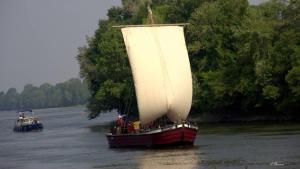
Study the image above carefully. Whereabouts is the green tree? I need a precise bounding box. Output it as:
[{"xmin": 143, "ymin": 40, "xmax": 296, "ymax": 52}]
[
  {"xmin": 78, "ymin": 0, "xmax": 300, "ymax": 120},
  {"xmin": 77, "ymin": 21, "xmax": 135, "ymax": 119},
  {"xmin": 0, "ymin": 78, "xmax": 90, "ymax": 111},
  {"xmin": 0, "ymin": 92, "xmax": 5, "ymax": 109},
  {"xmin": 39, "ymin": 83, "xmax": 54, "ymax": 107},
  {"xmin": 4, "ymin": 88, "xmax": 19, "ymax": 110}
]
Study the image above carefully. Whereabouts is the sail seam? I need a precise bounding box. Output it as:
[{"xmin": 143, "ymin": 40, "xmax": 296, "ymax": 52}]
[{"xmin": 151, "ymin": 27, "xmax": 175, "ymax": 114}]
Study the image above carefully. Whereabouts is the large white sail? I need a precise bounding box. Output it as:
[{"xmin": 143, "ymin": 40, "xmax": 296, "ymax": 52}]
[{"xmin": 121, "ymin": 26, "xmax": 192, "ymax": 125}]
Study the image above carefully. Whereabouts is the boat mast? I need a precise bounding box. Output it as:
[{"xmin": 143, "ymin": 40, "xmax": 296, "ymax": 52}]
[
  {"xmin": 147, "ymin": 1, "xmax": 155, "ymax": 24},
  {"xmin": 113, "ymin": 1, "xmax": 188, "ymax": 28}
]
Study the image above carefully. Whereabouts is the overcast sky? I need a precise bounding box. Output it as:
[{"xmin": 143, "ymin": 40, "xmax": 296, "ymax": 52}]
[
  {"xmin": 0, "ymin": 0, "xmax": 121, "ymax": 92},
  {"xmin": 0, "ymin": 0, "xmax": 265, "ymax": 93}
]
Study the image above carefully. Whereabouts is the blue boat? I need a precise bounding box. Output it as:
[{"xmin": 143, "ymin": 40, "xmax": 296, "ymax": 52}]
[{"xmin": 13, "ymin": 110, "xmax": 43, "ymax": 132}]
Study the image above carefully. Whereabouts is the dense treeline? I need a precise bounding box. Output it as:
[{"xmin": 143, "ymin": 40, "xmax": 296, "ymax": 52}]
[
  {"xmin": 78, "ymin": 0, "xmax": 300, "ymax": 120},
  {"xmin": 0, "ymin": 78, "xmax": 90, "ymax": 111}
]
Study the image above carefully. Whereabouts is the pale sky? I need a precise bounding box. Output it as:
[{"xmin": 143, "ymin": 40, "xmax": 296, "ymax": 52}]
[
  {"xmin": 0, "ymin": 0, "xmax": 121, "ymax": 92},
  {"xmin": 0, "ymin": 0, "xmax": 265, "ymax": 92}
]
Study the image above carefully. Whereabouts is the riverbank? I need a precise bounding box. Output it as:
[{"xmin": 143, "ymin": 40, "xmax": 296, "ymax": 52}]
[{"xmin": 190, "ymin": 111, "xmax": 300, "ymax": 123}]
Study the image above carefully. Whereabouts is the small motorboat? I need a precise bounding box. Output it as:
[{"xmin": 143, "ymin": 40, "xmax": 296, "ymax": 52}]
[{"xmin": 13, "ymin": 110, "xmax": 43, "ymax": 132}]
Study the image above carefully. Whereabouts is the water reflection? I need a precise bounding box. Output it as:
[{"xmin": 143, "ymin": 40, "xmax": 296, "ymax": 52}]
[{"xmin": 137, "ymin": 147, "xmax": 200, "ymax": 169}]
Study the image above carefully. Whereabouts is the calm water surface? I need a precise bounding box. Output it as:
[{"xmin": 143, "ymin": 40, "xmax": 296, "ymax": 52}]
[{"xmin": 0, "ymin": 107, "xmax": 299, "ymax": 169}]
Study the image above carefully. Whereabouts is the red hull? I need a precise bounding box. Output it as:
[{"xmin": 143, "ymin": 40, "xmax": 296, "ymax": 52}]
[{"xmin": 106, "ymin": 123, "xmax": 198, "ymax": 148}]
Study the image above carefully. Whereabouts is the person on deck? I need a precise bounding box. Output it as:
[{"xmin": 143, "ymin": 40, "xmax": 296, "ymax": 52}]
[
  {"xmin": 116, "ymin": 115, "xmax": 125, "ymax": 127},
  {"xmin": 116, "ymin": 115, "xmax": 125, "ymax": 134},
  {"xmin": 127, "ymin": 121, "xmax": 135, "ymax": 133}
]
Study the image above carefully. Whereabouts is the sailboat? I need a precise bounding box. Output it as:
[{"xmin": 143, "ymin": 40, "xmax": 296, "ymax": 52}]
[{"xmin": 105, "ymin": 5, "xmax": 198, "ymax": 148}]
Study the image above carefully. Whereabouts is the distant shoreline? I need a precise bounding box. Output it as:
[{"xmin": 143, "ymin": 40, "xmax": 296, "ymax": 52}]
[
  {"xmin": 0, "ymin": 104, "xmax": 87, "ymax": 112},
  {"xmin": 190, "ymin": 112, "xmax": 300, "ymax": 123}
]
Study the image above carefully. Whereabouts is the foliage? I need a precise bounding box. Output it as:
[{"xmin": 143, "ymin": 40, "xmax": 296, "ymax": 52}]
[
  {"xmin": 78, "ymin": 0, "xmax": 300, "ymax": 120},
  {"xmin": 0, "ymin": 78, "xmax": 90, "ymax": 111}
]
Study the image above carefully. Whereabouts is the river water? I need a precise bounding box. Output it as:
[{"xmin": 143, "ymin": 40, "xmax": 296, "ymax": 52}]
[{"xmin": 0, "ymin": 107, "xmax": 299, "ymax": 169}]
